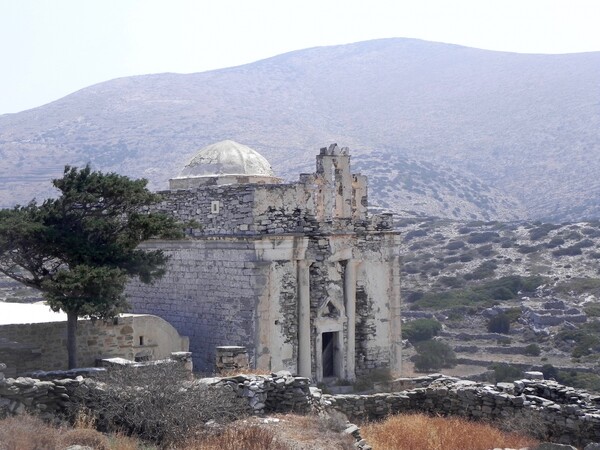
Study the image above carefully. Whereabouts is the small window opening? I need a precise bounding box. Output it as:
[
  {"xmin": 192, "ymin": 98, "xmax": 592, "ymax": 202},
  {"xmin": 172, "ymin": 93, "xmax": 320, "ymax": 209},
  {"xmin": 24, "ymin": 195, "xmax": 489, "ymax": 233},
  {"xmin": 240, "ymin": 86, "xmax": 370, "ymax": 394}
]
[
  {"xmin": 211, "ymin": 201, "xmax": 220, "ymax": 214},
  {"xmin": 139, "ymin": 336, "xmax": 144, "ymax": 346}
]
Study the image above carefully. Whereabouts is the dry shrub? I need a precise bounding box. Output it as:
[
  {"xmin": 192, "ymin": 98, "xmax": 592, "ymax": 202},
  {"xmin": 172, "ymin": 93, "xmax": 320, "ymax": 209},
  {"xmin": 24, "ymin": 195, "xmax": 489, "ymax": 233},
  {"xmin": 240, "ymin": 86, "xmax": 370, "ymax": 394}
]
[
  {"xmin": 495, "ymin": 409, "xmax": 551, "ymax": 441},
  {"xmin": 70, "ymin": 364, "xmax": 250, "ymax": 446},
  {"xmin": 0, "ymin": 414, "xmax": 60, "ymax": 450},
  {"xmin": 73, "ymin": 407, "xmax": 97, "ymax": 430},
  {"xmin": 180, "ymin": 423, "xmax": 286, "ymax": 450},
  {"xmin": 60, "ymin": 427, "xmax": 110, "ymax": 450},
  {"xmin": 361, "ymin": 413, "xmax": 539, "ymax": 450}
]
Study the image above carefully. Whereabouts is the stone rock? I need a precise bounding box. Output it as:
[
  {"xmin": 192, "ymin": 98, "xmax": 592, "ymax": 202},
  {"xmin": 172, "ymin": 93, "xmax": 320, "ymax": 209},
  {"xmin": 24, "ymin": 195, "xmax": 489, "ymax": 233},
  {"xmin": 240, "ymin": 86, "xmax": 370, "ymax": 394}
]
[
  {"xmin": 584, "ymin": 444, "xmax": 600, "ymax": 450},
  {"xmin": 524, "ymin": 371, "xmax": 545, "ymax": 380}
]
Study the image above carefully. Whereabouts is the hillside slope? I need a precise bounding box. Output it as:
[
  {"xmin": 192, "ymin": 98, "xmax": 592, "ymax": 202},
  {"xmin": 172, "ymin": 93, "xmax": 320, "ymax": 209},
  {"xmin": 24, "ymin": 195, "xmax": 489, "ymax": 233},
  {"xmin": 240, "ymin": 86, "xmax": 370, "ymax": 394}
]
[{"xmin": 1, "ymin": 38, "xmax": 598, "ymax": 220}]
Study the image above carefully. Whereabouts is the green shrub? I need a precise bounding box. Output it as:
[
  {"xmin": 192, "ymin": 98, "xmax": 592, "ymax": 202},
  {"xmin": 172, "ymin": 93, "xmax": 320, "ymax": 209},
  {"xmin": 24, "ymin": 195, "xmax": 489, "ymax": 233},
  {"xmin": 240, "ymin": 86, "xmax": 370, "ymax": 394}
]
[
  {"xmin": 446, "ymin": 240, "xmax": 466, "ymax": 250},
  {"xmin": 489, "ymin": 363, "xmax": 523, "ymax": 382},
  {"xmin": 555, "ymin": 328, "xmax": 600, "ymax": 358},
  {"xmin": 404, "ymin": 229, "xmax": 427, "ymax": 241},
  {"xmin": 487, "ymin": 313, "xmax": 510, "ymax": 334},
  {"xmin": 582, "ymin": 227, "xmax": 600, "ymax": 237},
  {"xmin": 551, "ymin": 239, "xmax": 593, "ymax": 257},
  {"xmin": 413, "ymin": 340, "xmax": 457, "ymax": 372},
  {"xmin": 584, "ymin": 303, "xmax": 600, "ymax": 317},
  {"xmin": 459, "ymin": 253, "xmax": 474, "ymax": 262},
  {"xmin": 439, "ymin": 276, "xmax": 465, "ymax": 288},
  {"xmin": 504, "ymin": 307, "xmax": 522, "ymax": 322},
  {"xmin": 546, "ymin": 237, "xmax": 565, "ymax": 248},
  {"xmin": 517, "ymin": 245, "xmax": 540, "ymax": 254},
  {"xmin": 541, "ymin": 364, "xmax": 559, "ymax": 380},
  {"xmin": 464, "ymin": 260, "xmax": 497, "ymax": 281},
  {"xmin": 413, "ymin": 276, "xmax": 545, "ymax": 310},
  {"xmin": 556, "ymin": 371, "xmax": 600, "ymax": 392},
  {"xmin": 529, "ymin": 223, "xmax": 560, "ymax": 240},
  {"xmin": 402, "ymin": 318, "xmax": 442, "ymax": 343},
  {"xmin": 555, "ymin": 278, "xmax": 600, "ymax": 295},
  {"xmin": 524, "ymin": 343, "xmax": 541, "ymax": 356},
  {"xmin": 467, "ymin": 232, "xmax": 499, "ymax": 244},
  {"xmin": 477, "ymin": 244, "xmax": 494, "ymax": 256}
]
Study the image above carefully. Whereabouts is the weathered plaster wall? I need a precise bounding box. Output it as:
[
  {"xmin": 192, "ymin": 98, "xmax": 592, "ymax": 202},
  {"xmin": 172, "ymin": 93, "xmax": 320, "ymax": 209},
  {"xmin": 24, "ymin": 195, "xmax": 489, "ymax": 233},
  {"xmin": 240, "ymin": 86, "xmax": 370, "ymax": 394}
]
[
  {"xmin": 0, "ymin": 315, "xmax": 187, "ymax": 377},
  {"xmin": 353, "ymin": 234, "xmax": 402, "ymax": 376},
  {"xmin": 255, "ymin": 260, "xmax": 299, "ymax": 373}
]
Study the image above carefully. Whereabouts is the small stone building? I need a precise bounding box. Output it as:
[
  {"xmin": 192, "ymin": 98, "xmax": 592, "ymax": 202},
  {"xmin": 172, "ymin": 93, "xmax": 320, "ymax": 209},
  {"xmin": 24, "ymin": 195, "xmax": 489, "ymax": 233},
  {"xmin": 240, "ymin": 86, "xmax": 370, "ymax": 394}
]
[{"xmin": 127, "ymin": 141, "xmax": 401, "ymax": 381}]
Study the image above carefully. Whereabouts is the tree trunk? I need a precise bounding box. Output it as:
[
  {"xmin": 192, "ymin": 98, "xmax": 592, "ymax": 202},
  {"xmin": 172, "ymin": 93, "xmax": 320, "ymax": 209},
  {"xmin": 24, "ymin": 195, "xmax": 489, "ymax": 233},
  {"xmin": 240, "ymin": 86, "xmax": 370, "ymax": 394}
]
[{"xmin": 67, "ymin": 311, "xmax": 78, "ymax": 369}]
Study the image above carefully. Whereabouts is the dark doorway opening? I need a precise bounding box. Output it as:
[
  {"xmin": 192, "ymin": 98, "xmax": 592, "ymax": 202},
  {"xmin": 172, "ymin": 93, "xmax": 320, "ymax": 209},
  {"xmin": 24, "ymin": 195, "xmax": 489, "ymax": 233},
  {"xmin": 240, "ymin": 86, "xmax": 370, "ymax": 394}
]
[{"xmin": 322, "ymin": 332, "xmax": 337, "ymax": 377}]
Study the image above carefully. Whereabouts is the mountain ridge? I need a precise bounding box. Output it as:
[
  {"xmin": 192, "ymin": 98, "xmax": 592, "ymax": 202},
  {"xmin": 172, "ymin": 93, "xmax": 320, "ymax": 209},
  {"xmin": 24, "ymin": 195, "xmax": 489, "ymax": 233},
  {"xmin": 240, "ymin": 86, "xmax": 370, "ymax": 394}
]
[{"xmin": 1, "ymin": 38, "xmax": 598, "ymax": 221}]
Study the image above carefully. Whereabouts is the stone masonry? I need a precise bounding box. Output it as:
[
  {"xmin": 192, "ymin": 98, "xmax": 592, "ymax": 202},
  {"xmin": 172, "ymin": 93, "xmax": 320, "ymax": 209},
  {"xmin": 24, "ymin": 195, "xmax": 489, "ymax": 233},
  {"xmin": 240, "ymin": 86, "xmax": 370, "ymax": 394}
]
[
  {"xmin": 127, "ymin": 142, "xmax": 402, "ymax": 381},
  {"xmin": 1, "ymin": 368, "xmax": 599, "ymax": 448}
]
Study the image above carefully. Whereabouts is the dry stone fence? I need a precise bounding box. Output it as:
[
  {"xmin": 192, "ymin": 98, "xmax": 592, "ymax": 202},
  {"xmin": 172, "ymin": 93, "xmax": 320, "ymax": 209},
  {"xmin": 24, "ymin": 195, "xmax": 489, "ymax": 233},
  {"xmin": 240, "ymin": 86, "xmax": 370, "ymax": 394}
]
[{"xmin": 1, "ymin": 360, "xmax": 600, "ymax": 448}]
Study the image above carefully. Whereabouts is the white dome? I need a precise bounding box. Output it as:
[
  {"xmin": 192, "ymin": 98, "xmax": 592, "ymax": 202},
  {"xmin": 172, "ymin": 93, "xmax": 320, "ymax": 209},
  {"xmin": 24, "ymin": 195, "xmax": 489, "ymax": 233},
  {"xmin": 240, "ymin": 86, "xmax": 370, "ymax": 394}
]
[{"xmin": 179, "ymin": 140, "xmax": 275, "ymax": 178}]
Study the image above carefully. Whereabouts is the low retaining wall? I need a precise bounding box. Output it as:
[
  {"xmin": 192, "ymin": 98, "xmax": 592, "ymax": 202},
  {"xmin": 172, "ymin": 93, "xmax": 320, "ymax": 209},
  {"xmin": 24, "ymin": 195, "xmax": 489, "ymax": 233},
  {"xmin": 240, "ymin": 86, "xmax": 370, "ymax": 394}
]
[
  {"xmin": 1, "ymin": 366, "xmax": 600, "ymax": 447},
  {"xmin": 322, "ymin": 375, "xmax": 600, "ymax": 447},
  {"xmin": 201, "ymin": 370, "xmax": 313, "ymax": 415}
]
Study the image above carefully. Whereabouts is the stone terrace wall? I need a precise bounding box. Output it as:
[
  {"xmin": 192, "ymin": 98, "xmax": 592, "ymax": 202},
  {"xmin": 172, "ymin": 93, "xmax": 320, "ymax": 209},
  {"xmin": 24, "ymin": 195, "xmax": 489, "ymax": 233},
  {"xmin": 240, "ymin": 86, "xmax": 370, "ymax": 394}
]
[
  {"xmin": 0, "ymin": 369, "xmax": 312, "ymax": 420},
  {"xmin": 322, "ymin": 375, "xmax": 600, "ymax": 447},
  {"xmin": 127, "ymin": 240, "xmax": 267, "ymax": 372},
  {"xmin": 1, "ymin": 369, "xmax": 600, "ymax": 447}
]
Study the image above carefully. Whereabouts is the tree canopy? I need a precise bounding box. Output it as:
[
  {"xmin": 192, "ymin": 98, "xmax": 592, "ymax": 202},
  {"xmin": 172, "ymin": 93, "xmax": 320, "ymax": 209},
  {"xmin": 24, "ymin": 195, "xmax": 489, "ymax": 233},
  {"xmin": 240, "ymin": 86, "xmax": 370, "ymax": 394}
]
[{"xmin": 0, "ymin": 165, "xmax": 184, "ymax": 368}]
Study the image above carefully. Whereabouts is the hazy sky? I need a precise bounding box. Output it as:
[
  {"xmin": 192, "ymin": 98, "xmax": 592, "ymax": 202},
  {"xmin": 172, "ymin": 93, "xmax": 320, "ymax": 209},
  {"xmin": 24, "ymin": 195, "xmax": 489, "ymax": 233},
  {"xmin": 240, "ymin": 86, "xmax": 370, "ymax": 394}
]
[{"xmin": 1, "ymin": 0, "xmax": 599, "ymax": 115}]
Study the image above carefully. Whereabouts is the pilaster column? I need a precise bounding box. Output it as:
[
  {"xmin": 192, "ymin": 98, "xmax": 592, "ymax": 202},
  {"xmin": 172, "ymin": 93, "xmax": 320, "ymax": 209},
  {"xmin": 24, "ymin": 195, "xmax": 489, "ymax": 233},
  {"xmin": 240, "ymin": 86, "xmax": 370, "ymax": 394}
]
[
  {"xmin": 344, "ymin": 260, "xmax": 358, "ymax": 380},
  {"xmin": 389, "ymin": 255, "xmax": 403, "ymax": 373},
  {"xmin": 297, "ymin": 259, "xmax": 312, "ymax": 377}
]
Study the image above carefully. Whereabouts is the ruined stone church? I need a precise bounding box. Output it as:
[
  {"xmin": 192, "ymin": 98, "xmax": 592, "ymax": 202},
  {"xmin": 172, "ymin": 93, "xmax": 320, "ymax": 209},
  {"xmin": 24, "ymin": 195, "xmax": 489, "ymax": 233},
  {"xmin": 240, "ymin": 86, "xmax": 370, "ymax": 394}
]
[{"xmin": 127, "ymin": 141, "xmax": 401, "ymax": 381}]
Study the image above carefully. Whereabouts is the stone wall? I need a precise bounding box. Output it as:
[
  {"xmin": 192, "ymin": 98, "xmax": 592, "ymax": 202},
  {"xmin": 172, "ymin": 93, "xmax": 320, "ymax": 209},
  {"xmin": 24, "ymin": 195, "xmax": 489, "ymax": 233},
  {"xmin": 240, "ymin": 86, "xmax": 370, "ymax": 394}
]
[
  {"xmin": 322, "ymin": 375, "xmax": 600, "ymax": 447},
  {"xmin": 127, "ymin": 143, "xmax": 401, "ymax": 381},
  {"xmin": 0, "ymin": 315, "xmax": 188, "ymax": 377},
  {"xmin": 152, "ymin": 179, "xmax": 392, "ymax": 238},
  {"xmin": 0, "ymin": 353, "xmax": 192, "ymax": 418},
  {"xmin": 2, "ymin": 368, "xmax": 599, "ymax": 447},
  {"xmin": 0, "ymin": 369, "xmax": 312, "ymax": 420},
  {"xmin": 127, "ymin": 240, "xmax": 269, "ymax": 372}
]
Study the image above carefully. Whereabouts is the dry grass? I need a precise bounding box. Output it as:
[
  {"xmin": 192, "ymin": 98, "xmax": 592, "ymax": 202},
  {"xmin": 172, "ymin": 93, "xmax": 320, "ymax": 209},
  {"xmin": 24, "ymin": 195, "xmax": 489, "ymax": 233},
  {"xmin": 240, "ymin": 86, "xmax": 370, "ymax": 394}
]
[
  {"xmin": 361, "ymin": 413, "xmax": 539, "ymax": 450},
  {"xmin": 0, "ymin": 414, "xmax": 152, "ymax": 450},
  {"xmin": 177, "ymin": 414, "xmax": 355, "ymax": 450},
  {"xmin": 108, "ymin": 433, "xmax": 153, "ymax": 450},
  {"xmin": 0, "ymin": 412, "xmax": 354, "ymax": 450},
  {"xmin": 217, "ymin": 367, "xmax": 273, "ymax": 377},
  {"xmin": 60, "ymin": 428, "xmax": 111, "ymax": 450},
  {"xmin": 179, "ymin": 423, "xmax": 286, "ymax": 450},
  {"xmin": 259, "ymin": 414, "xmax": 355, "ymax": 450},
  {"xmin": 0, "ymin": 415, "xmax": 61, "ymax": 450}
]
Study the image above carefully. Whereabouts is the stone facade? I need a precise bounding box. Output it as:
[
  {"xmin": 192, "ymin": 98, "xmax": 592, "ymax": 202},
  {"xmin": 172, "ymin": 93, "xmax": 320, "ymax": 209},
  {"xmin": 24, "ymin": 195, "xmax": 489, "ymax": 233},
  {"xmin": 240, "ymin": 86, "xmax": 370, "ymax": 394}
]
[
  {"xmin": 127, "ymin": 142, "xmax": 402, "ymax": 381},
  {"xmin": 0, "ymin": 315, "xmax": 189, "ymax": 377}
]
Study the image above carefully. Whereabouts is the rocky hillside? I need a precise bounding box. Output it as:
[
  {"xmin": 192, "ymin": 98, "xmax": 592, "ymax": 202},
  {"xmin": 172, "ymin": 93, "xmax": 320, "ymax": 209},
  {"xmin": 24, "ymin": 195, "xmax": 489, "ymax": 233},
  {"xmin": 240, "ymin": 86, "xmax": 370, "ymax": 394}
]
[
  {"xmin": 399, "ymin": 218, "xmax": 600, "ymax": 388},
  {"xmin": 1, "ymin": 38, "xmax": 599, "ymax": 221}
]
